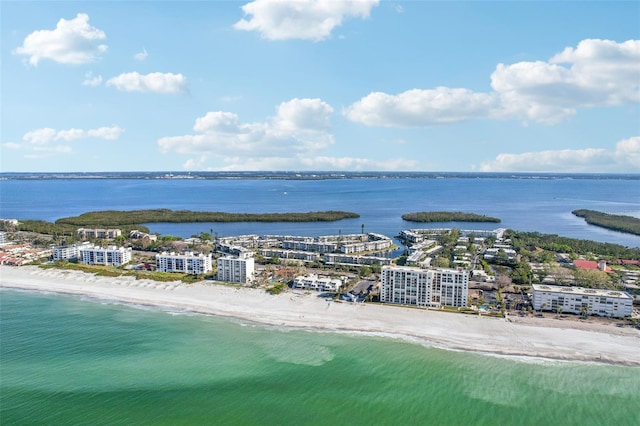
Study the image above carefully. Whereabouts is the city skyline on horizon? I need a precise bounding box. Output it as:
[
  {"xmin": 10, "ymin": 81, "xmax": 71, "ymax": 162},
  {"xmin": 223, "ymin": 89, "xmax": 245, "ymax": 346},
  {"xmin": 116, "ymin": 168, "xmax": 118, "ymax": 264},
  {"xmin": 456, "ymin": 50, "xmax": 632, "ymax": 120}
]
[{"xmin": 2, "ymin": 1, "xmax": 639, "ymax": 173}]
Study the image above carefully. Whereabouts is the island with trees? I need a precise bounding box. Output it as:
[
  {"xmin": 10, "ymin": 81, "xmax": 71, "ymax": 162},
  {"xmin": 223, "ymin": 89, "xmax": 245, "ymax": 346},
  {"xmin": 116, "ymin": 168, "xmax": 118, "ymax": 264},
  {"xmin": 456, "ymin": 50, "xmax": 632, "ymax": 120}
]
[
  {"xmin": 572, "ymin": 209, "xmax": 640, "ymax": 236},
  {"xmin": 55, "ymin": 209, "xmax": 360, "ymax": 226},
  {"xmin": 402, "ymin": 211, "xmax": 501, "ymax": 223}
]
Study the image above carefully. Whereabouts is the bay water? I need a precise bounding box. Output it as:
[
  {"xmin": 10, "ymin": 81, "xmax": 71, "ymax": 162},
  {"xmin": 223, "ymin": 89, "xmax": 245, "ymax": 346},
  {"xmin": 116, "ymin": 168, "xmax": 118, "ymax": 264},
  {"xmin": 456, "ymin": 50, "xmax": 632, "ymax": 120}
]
[{"xmin": 1, "ymin": 176, "xmax": 639, "ymax": 246}]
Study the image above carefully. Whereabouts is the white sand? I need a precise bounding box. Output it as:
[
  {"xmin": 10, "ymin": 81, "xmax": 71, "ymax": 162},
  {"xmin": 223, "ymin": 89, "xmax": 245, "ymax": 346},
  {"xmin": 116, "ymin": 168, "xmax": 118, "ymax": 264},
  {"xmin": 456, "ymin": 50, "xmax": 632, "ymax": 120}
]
[{"xmin": 2, "ymin": 265, "xmax": 639, "ymax": 366}]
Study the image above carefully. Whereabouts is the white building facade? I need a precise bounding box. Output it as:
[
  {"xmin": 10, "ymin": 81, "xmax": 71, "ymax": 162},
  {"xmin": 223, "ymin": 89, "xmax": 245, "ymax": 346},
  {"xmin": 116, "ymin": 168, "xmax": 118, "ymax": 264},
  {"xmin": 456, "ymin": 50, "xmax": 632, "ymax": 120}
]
[
  {"xmin": 155, "ymin": 251, "xmax": 213, "ymax": 274},
  {"xmin": 77, "ymin": 228, "xmax": 122, "ymax": 239},
  {"xmin": 293, "ymin": 274, "xmax": 342, "ymax": 292},
  {"xmin": 380, "ymin": 266, "xmax": 469, "ymax": 308},
  {"xmin": 52, "ymin": 242, "xmax": 92, "ymax": 261},
  {"xmin": 79, "ymin": 245, "xmax": 132, "ymax": 266},
  {"xmin": 217, "ymin": 252, "xmax": 255, "ymax": 284},
  {"xmin": 532, "ymin": 284, "xmax": 633, "ymax": 318}
]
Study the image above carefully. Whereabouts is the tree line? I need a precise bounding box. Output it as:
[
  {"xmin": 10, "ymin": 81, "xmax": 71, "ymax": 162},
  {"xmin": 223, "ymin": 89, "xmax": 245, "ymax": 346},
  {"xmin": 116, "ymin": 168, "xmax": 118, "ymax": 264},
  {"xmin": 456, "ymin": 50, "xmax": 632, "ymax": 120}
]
[
  {"xmin": 402, "ymin": 211, "xmax": 501, "ymax": 223},
  {"xmin": 572, "ymin": 209, "xmax": 640, "ymax": 236},
  {"xmin": 507, "ymin": 230, "xmax": 640, "ymax": 260},
  {"xmin": 55, "ymin": 209, "xmax": 360, "ymax": 226}
]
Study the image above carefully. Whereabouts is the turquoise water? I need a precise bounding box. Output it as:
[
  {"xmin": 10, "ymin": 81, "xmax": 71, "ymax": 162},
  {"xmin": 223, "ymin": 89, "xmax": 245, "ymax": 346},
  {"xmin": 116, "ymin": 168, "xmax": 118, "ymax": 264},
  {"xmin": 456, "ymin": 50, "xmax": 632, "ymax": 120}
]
[{"xmin": 2, "ymin": 290, "xmax": 639, "ymax": 425}]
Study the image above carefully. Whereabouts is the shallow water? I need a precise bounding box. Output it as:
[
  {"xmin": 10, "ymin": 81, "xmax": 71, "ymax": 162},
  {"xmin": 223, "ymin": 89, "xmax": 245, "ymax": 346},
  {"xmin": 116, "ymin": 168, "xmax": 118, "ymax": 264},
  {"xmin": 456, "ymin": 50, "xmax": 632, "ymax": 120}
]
[{"xmin": 2, "ymin": 290, "xmax": 639, "ymax": 425}]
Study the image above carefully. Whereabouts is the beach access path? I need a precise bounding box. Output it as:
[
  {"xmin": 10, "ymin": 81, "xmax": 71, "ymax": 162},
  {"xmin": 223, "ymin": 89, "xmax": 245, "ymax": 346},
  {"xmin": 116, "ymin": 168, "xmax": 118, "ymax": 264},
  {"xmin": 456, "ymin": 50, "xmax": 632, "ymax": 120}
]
[{"xmin": 1, "ymin": 265, "xmax": 639, "ymax": 366}]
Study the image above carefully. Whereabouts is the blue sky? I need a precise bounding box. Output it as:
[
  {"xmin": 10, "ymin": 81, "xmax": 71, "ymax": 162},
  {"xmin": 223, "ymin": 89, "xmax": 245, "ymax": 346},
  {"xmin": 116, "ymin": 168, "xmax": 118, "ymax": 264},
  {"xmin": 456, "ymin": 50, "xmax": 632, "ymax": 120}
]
[{"xmin": 1, "ymin": 0, "xmax": 639, "ymax": 173}]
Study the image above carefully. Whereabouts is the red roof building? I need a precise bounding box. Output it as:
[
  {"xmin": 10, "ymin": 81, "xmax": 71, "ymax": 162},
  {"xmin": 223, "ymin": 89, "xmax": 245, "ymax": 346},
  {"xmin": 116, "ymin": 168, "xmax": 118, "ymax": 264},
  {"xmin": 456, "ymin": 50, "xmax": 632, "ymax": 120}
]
[{"xmin": 573, "ymin": 259, "xmax": 612, "ymax": 272}]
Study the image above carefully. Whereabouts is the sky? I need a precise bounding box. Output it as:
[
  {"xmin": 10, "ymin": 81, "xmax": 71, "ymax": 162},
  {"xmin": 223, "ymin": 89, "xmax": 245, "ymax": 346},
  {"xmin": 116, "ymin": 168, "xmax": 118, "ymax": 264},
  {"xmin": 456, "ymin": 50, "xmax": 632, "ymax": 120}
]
[{"xmin": 1, "ymin": 0, "xmax": 639, "ymax": 173}]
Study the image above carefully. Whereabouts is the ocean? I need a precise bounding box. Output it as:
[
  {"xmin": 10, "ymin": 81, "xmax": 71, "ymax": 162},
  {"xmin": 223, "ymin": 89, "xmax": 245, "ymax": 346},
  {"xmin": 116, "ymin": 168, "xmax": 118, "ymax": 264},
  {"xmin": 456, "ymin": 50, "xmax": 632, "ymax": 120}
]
[
  {"xmin": 1, "ymin": 175, "xmax": 640, "ymax": 424},
  {"xmin": 2, "ymin": 290, "xmax": 639, "ymax": 426}
]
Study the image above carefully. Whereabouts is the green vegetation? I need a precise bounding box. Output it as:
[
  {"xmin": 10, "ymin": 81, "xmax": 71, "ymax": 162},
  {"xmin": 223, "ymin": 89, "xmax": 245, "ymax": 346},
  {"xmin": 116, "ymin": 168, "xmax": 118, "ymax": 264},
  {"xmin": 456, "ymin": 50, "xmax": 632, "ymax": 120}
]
[
  {"xmin": 266, "ymin": 282, "xmax": 287, "ymax": 295},
  {"xmin": 56, "ymin": 209, "xmax": 360, "ymax": 226},
  {"xmin": 39, "ymin": 263, "xmax": 206, "ymax": 284},
  {"xmin": 402, "ymin": 211, "xmax": 501, "ymax": 223},
  {"xmin": 508, "ymin": 230, "xmax": 640, "ymax": 260},
  {"xmin": 572, "ymin": 209, "xmax": 640, "ymax": 236},
  {"xmin": 15, "ymin": 220, "xmax": 149, "ymax": 237},
  {"xmin": 16, "ymin": 220, "xmax": 78, "ymax": 235}
]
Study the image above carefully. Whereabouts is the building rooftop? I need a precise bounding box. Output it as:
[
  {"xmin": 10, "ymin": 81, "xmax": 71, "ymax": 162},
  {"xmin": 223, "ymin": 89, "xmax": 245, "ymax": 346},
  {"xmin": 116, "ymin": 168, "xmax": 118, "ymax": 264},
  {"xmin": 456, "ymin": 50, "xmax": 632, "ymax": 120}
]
[{"xmin": 532, "ymin": 284, "xmax": 631, "ymax": 300}]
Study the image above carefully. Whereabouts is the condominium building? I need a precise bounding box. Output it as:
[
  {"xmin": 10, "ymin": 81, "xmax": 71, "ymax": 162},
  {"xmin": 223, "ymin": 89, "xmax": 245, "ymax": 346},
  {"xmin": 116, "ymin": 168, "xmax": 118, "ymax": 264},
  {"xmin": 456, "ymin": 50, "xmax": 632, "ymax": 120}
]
[
  {"xmin": 77, "ymin": 228, "xmax": 122, "ymax": 239},
  {"xmin": 293, "ymin": 274, "xmax": 342, "ymax": 292},
  {"xmin": 532, "ymin": 284, "xmax": 633, "ymax": 318},
  {"xmin": 217, "ymin": 251, "xmax": 255, "ymax": 284},
  {"xmin": 79, "ymin": 245, "xmax": 132, "ymax": 266},
  {"xmin": 380, "ymin": 266, "xmax": 469, "ymax": 308},
  {"xmin": 52, "ymin": 241, "xmax": 92, "ymax": 261},
  {"xmin": 155, "ymin": 251, "xmax": 213, "ymax": 274}
]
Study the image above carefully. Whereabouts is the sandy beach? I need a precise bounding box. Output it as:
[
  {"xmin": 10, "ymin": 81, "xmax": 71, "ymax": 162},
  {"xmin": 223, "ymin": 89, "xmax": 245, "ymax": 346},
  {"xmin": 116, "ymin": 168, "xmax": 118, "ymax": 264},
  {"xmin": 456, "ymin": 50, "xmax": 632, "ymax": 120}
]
[{"xmin": 2, "ymin": 265, "xmax": 639, "ymax": 366}]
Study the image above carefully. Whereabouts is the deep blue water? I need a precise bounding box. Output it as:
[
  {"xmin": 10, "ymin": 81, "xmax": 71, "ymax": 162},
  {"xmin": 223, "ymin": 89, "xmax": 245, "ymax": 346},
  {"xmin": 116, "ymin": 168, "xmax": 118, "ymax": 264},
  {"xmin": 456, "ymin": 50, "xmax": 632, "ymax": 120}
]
[{"xmin": 1, "ymin": 177, "xmax": 639, "ymax": 246}]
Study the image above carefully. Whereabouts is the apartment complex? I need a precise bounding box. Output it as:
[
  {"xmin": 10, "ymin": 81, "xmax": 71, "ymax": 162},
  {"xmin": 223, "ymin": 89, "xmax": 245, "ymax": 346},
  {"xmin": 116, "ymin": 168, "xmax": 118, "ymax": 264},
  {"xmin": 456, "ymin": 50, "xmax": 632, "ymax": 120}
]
[
  {"xmin": 155, "ymin": 251, "xmax": 213, "ymax": 274},
  {"xmin": 292, "ymin": 274, "xmax": 342, "ymax": 292},
  {"xmin": 532, "ymin": 284, "xmax": 633, "ymax": 318},
  {"xmin": 77, "ymin": 228, "xmax": 122, "ymax": 239},
  {"xmin": 380, "ymin": 266, "xmax": 469, "ymax": 308},
  {"xmin": 52, "ymin": 242, "xmax": 92, "ymax": 261},
  {"xmin": 217, "ymin": 251, "xmax": 255, "ymax": 284},
  {"xmin": 79, "ymin": 245, "xmax": 132, "ymax": 266}
]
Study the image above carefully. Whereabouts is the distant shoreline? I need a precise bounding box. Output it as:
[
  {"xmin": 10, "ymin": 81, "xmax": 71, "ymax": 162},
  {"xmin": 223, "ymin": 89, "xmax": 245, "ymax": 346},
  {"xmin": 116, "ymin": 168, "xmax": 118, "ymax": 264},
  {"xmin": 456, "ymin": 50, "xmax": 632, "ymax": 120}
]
[
  {"xmin": 2, "ymin": 265, "xmax": 639, "ymax": 367},
  {"xmin": 1, "ymin": 171, "xmax": 639, "ymax": 181}
]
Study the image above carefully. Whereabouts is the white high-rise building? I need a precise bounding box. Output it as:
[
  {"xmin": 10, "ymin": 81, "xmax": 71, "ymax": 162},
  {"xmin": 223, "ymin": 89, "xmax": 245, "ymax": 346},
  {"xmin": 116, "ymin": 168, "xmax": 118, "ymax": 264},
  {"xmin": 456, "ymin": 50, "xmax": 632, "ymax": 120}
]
[
  {"xmin": 79, "ymin": 245, "xmax": 132, "ymax": 266},
  {"xmin": 52, "ymin": 242, "xmax": 92, "ymax": 261},
  {"xmin": 155, "ymin": 251, "xmax": 213, "ymax": 274},
  {"xmin": 380, "ymin": 266, "xmax": 469, "ymax": 308},
  {"xmin": 532, "ymin": 284, "xmax": 633, "ymax": 318},
  {"xmin": 217, "ymin": 252, "xmax": 255, "ymax": 284}
]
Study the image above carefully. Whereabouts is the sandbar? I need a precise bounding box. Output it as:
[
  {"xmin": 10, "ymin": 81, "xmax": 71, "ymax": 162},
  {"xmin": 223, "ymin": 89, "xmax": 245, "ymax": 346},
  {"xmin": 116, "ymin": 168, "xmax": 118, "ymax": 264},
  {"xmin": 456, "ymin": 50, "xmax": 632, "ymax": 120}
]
[{"xmin": 1, "ymin": 265, "xmax": 639, "ymax": 366}]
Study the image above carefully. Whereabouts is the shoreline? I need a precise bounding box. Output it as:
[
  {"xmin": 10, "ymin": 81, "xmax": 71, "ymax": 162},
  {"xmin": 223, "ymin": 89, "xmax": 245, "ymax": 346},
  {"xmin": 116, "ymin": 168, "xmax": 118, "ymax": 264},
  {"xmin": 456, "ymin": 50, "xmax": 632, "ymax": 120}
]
[{"xmin": 2, "ymin": 265, "xmax": 639, "ymax": 367}]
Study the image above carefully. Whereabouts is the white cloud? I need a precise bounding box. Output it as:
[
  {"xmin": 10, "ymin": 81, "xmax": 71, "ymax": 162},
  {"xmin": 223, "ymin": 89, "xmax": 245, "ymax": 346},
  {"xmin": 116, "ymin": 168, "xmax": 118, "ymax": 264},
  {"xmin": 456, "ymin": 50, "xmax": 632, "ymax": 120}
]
[
  {"xmin": 233, "ymin": 0, "xmax": 379, "ymax": 41},
  {"xmin": 87, "ymin": 126, "xmax": 124, "ymax": 140},
  {"xmin": 2, "ymin": 142, "xmax": 22, "ymax": 150},
  {"xmin": 187, "ymin": 154, "xmax": 418, "ymax": 171},
  {"xmin": 20, "ymin": 126, "xmax": 124, "ymax": 145},
  {"xmin": 345, "ymin": 39, "xmax": 640, "ymax": 127},
  {"xmin": 613, "ymin": 136, "xmax": 640, "ymax": 169},
  {"xmin": 343, "ymin": 88, "xmax": 499, "ymax": 127},
  {"xmin": 23, "ymin": 128, "xmax": 57, "ymax": 145},
  {"xmin": 106, "ymin": 72, "xmax": 188, "ymax": 94},
  {"xmin": 134, "ymin": 48, "xmax": 148, "ymax": 61},
  {"xmin": 479, "ymin": 136, "xmax": 640, "ymax": 173},
  {"xmin": 159, "ymin": 98, "xmax": 335, "ymax": 157},
  {"xmin": 82, "ymin": 72, "xmax": 103, "ymax": 86},
  {"xmin": 55, "ymin": 128, "xmax": 86, "ymax": 141},
  {"xmin": 297, "ymin": 155, "xmax": 418, "ymax": 171},
  {"xmin": 14, "ymin": 13, "xmax": 107, "ymax": 66},
  {"xmin": 161, "ymin": 98, "xmax": 419, "ymax": 171}
]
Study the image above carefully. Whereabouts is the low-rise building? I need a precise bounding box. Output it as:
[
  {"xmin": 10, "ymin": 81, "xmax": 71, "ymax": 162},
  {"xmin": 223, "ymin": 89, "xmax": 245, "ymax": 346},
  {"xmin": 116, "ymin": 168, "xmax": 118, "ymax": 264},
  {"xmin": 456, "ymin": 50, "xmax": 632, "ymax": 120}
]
[
  {"xmin": 79, "ymin": 245, "xmax": 132, "ymax": 266},
  {"xmin": 292, "ymin": 274, "xmax": 342, "ymax": 292},
  {"xmin": 217, "ymin": 251, "xmax": 255, "ymax": 284},
  {"xmin": 77, "ymin": 228, "xmax": 122, "ymax": 239},
  {"xmin": 156, "ymin": 251, "xmax": 213, "ymax": 274},
  {"xmin": 380, "ymin": 266, "xmax": 469, "ymax": 308},
  {"xmin": 129, "ymin": 230, "xmax": 158, "ymax": 242},
  {"xmin": 531, "ymin": 284, "xmax": 633, "ymax": 318}
]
